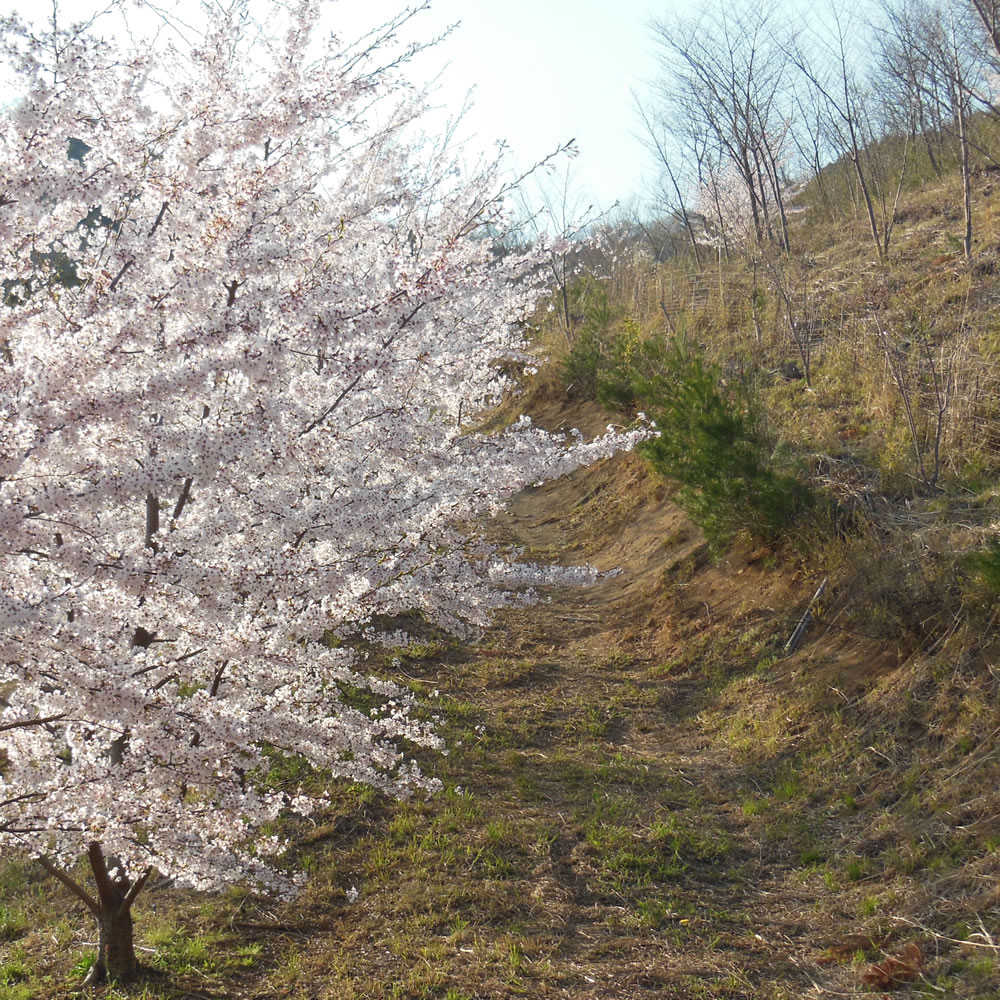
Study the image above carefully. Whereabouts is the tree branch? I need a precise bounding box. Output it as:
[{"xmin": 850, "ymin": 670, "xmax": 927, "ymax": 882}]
[
  {"xmin": 209, "ymin": 660, "xmax": 228, "ymax": 697},
  {"xmin": 298, "ymin": 371, "xmax": 365, "ymax": 437},
  {"xmin": 37, "ymin": 854, "xmax": 100, "ymax": 915},
  {"xmin": 144, "ymin": 492, "xmax": 159, "ymax": 551},
  {"xmin": 119, "ymin": 866, "xmax": 152, "ymax": 915},
  {"xmin": 108, "ymin": 259, "xmax": 134, "ymax": 292},
  {"xmin": 0, "ymin": 712, "xmax": 68, "ymax": 732},
  {"xmin": 87, "ymin": 841, "xmax": 119, "ymax": 911},
  {"xmin": 172, "ymin": 477, "xmax": 193, "ymax": 522},
  {"xmin": 147, "ymin": 200, "xmax": 170, "ymax": 238},
  {"xmin": 299, "ymin": 303, "xmax": 424, "ymax": 437}
]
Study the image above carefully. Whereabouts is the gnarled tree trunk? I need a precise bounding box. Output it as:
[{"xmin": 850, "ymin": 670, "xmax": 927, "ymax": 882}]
[
  {"xmin": 38, "ymin": 841, "xmax": 150, "ymax": 985},
  {"xmin": 83, "ymin": 842, "xmax": 149, "ymax": 984}
]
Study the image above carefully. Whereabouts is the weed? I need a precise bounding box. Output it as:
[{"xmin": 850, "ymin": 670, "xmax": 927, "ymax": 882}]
[
  {"xmin": 599, "ymin": 649, "xmax": 635, "ymax": 670},
  {"xmin": 69, "ymin": 953, "xmax": 95, "ymax": 978},
  {"xmin": 0, "ymin": 960, "xmax": 29, "ymax": 985},
  {"xmin": 844, "ymin": 856, "xmax": 871, "ymax": 882},
  {"xmin": 0, "ymin": 907, "xmax": 26, "ymax": 942}
]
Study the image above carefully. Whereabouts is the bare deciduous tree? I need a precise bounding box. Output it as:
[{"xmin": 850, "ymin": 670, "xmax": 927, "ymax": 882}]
[
  {"xmin": 877, "ymin": 0, "xmax": 985, "ymax": 262},
  {"xmin": 634, "ymin": 96, "xmax": 704, "ymax": 267},
  {"xmin": 785, "ymin": 5, "xmax": 908, "ymax": 260},
  {"xmin": 650, "ymin": 0, "xmax": 795, "ymax": 258}
]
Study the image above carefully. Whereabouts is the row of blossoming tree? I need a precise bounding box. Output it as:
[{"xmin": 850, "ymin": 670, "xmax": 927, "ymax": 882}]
[{"xmin": 0, "ymin": 1, "xmax": 637, "ymax": 982}]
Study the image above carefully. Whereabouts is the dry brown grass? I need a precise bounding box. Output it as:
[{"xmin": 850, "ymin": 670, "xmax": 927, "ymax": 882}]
[
  {"xmin": 5, "ymin": 423, "xmax": 1000, "ymax": 998},
  {"xmin": 8, "ymin": 146, "xmax": 1000, "ymax": 1000}
]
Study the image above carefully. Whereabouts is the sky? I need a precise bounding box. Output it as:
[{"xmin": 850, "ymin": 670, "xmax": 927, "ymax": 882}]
[
  {"xmin": 4, "ymin": 0, "xmax": 670, "ymax": 212},
  {"xmin": 336, "ymin": 0, "xmax": 667, "ymax": 212}
]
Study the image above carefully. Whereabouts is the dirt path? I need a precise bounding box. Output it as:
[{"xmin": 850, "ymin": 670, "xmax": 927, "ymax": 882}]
[
  {"xmin": 8, "ymin": 435, "xmax": 985, "ymax": 999},
  {"xmin": 456, "ymin": 457, "xmax": 876, "ymax": 999}
]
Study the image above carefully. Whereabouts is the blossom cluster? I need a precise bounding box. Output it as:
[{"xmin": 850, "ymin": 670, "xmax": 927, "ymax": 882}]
[{"xmin": 0, "ymin": 2, "xmax": 635, "ymax": 893}]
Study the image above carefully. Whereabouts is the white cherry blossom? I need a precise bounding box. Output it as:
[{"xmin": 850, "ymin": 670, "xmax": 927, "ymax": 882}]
[{"xmin": 0, "ymin": 0, "xmax": 639, "ymax": 982}]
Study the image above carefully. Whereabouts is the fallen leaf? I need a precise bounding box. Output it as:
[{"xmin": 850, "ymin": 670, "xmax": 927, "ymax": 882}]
[{"xmin": 861, "ymin": 942, "xmax": 924, "ymax": 988}]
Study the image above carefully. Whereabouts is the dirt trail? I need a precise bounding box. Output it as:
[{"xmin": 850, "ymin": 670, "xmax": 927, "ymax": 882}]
[
  {"xmin": 6, "ymin": 397, "xmax": 996, "ymax": 999},
  {"xmin": 470, "ymin": 447, "xmax": 876, "ymax": 999},
  {"xmin": 136, "ymin": 420, "xmax": 996, "ymax": 999}
]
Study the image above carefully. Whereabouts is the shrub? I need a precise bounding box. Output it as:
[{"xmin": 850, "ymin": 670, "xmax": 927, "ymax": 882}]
[
  {"xmin": 559, "ymin": 278, "xmax": 621, "ymax": 398},
  {"xmin": 615, "ymin": 333, "xmax": 811, "ymax": 548},
  {"xmin": 561, "ymin": 325, "xmax": 602, "ymax": 397}
]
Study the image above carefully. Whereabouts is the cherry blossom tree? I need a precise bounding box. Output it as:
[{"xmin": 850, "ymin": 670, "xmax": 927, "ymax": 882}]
[
  {"xmin": 694, "ymin": 159, "xmax": 759, "ymax": 254},
  {"xmin": 0, "ymin": 1, "xmax": 637, "ymax": 982}
]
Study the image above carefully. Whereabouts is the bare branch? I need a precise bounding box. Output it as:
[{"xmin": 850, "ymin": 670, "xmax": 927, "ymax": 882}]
[
  {"xmin": 172, "ymin": 477, "xmax": 193, "ymax": 522},
  {"xmin": 119, "ymin": 866, "xmax": 152, "ymax": 914},
  {"xmin": 0, "ymin": 713, "xmax": 68, "ymax": 732},
  {"xmin": 147, "ymin": 200, "xmax": 170, "ymax": 238},
  {"xmin": 108, "ymin": 259, "xmax": 134, "ymax": 292},
  {"xmin": 299, "ymin": 303, "xmax": 425, "ymax": 437},
  {"xmin": 37, "ymin": 855, "xmax": 100, "ymax": 915}
]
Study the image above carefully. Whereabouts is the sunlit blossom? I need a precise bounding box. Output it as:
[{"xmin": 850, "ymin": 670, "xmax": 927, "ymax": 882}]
[{"xmin": 0, "ymin": 1, "xmax": 636, "ymax": 895}]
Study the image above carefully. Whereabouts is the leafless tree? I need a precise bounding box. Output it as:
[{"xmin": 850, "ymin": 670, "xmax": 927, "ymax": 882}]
[
  {"xmin": 877, "ymin": 0, "xmax": 949, "ymax": 175},
  {"xmin": 788, "ymin": 79, "xmax": 839, "ymax": 215},
  {"xmin": 634, "ymin": 96, "xmax": 704, "ymax": 267},
  {"xmin": 515, "ymin": 164, "xmax": 616, "ymax": 344},
  {"xmin": 877, "ymin": 0, "xmax": 987, "ymax": 262},
  {"xmin": 950, "ymin": 6, "xmax": 976, "ymax": 262},
  {"xmin": 969, "ymin": 0, "xmax": 1000, "ymax": 55},
  {"xmin": 871, "ymin": 309, "xmax": 956, "ymax": 489},
  {"xmin": 786, "ymin": 5, "xmax": 909, "ymax": 259},
  {"xmin": 649, "ymin": 0, "xmax": 795, "ymax": 257}
]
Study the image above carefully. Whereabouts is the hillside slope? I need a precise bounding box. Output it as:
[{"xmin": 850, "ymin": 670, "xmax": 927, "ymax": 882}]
[{"xmin": 5, "ymin": 391, "xmax": 1000, "ymax": 998}]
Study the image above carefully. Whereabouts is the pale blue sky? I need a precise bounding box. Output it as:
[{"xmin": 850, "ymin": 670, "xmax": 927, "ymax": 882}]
[
  {"xmin": 355, "ymin": 0, "xmax": 665, "ymax": 211},
  {"xmin": 6, "ymin": 0, "xmax": 668, "ymax": 210}
]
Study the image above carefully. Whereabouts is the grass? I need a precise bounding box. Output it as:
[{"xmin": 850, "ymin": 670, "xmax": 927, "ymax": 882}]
[
  {"xmin": 0, "ymin": 907, "xmax": 27, "ymax": 943},
  {"xmin": 0, "ymin": 599, "xmax": 761, "ymax": 997},
  {"xmin": 9, "ymin": 167, "xmax": 1000, "ymax": 997},
  {"xmin": 7, "ymin": 488, "xmax": 999, "ymax": 999}
]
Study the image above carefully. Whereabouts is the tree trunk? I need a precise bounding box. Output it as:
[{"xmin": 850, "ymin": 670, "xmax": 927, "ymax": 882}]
[
  {"xmin": 38, "ymin": 843, "xmax": 150, "ymax": 985},
  {"xmin": 954, "ymin": 81, "xmax": 973, "ymax": 264},
  {"xmin": 86, "ymin": 901, "xmax": 140, "ymax": 985},
  {"xmin": 960, "ymin": 117, "xmax": 973, "ymax": 266},
  {"xmin": 79, "ymin": 842, "xmax": 149, "ymax": 985},
  {"xmin": 763, "ymin": 145, "xmax": 791, "ymax": 254},
  {"xmin": 850, "ymin": 149, "xmax": 883, "ymax": 260},
  {"xmin": 663, "ymin": 156, "xmax": 702, "ymax": 268}
]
